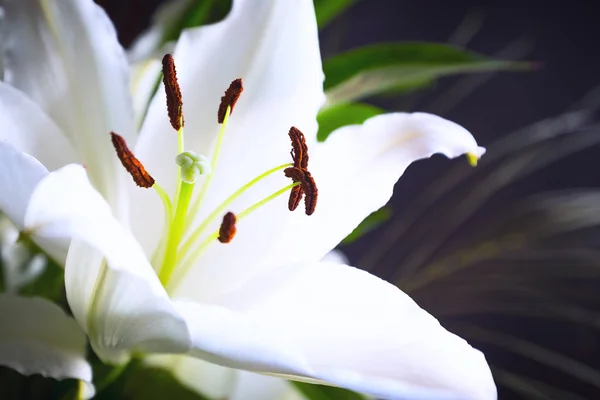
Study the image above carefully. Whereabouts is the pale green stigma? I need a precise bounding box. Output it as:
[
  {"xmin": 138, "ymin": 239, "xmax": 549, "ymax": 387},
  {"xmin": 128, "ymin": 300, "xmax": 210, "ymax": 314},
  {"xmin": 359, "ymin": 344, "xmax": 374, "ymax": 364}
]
[{"xmin": 176, "ymin": 151, "xmax": 211, "ymax": 184}]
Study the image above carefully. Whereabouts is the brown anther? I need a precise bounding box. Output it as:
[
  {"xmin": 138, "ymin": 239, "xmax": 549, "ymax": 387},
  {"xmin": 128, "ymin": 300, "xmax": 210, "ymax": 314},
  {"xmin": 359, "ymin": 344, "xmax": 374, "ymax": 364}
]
[
  {"xmin": 110, "ymin": 132, "xmax": 155, "ymax": 188},
  {"xmin": 162, "ymin": 54, "xmax": 184, "ymax": 131},
  {"xmin": 288, "ymin": 185, "xmax": 304, "ymax": 211},
  {"xmin": 218, "ymin": 212, "xmax": 237, "ymax": 243},
  {"xmin": 288, "ymin": 127, "xmax": 309, "ymax": 169},
  {"xmin": 284, "ymin": 167, "xmax": 318, "ymax": 215},
  {"xmin": 218, "ymin": 78, "xmax": 243, "ymax": 124}
]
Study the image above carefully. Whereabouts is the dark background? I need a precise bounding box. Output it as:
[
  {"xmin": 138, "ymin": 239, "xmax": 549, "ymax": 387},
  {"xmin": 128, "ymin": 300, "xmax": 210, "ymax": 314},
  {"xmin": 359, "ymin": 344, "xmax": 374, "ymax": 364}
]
[{"xmin": 97, "ymin": 1, "xmax": 600, "ymax": 398}]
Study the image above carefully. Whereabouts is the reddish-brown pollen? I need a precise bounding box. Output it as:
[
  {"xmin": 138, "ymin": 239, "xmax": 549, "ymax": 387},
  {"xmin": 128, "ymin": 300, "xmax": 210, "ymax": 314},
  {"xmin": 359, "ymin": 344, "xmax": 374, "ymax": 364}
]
[
  {"xmin": 218, "ymin": 212, "xmax": 237, "ymax": 243},
  {"xmin": 284, "ymin": 126, "xmax": 317, "ymax": 215},
  {"xmin": 218, "ymin": 78, "xmax": 243, "ymax": 124},
  {"xmin": 284, "ymin": 167, "xmax": 318, "ymax": 216},
  {"xmin": 162, "ymin": 54, "xmax": 184, "ymax": 131},
  {"xmin": 110, "ymin": 132, "xmax": 155, "ymax": 188},
  {"xmin": 288, "ymin": 127, "xmax": 309, "ymax": 169}
]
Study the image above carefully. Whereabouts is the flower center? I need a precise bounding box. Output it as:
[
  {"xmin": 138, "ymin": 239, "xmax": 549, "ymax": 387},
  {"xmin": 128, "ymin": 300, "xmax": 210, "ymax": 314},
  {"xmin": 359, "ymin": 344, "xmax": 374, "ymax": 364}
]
[{"xmin": 111, "ymin": 54, "xmax": 313, "ymax": 292}]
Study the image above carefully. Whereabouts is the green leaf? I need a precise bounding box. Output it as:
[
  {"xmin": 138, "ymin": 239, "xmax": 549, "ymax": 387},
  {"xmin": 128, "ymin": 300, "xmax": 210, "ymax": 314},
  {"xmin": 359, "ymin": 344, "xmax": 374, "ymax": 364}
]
[
  {"xmin": 161, "ymin": 0, "xmax": 232, "ymax": 45},
  {"xmin": 343, "ymin": 207, "xmax": 392, "ymax": 244},
  {"xmin": 317, "ymin": 102, "xmax": 383, "ymax": 142},
  {"xmin": 314, "ymin": 0, "xmax": 358, "ymax": 29},
  {"xmin": 323, "ymin": 42, "xmax": 529, "ymax": 105},
  {"xmin": 19, "ymin": 258, "xmax": 65, "ymax": 305},
  {"xmin": 293, "ymin": 381, "xmax": 366, "ymax": 400},
  {"xmin": 0, "ymin": 366, "xmax": 81, "ymax": 400},
  {"xmin": 94, "ymin": 361, "xmax": 209, "ymax": 400}
]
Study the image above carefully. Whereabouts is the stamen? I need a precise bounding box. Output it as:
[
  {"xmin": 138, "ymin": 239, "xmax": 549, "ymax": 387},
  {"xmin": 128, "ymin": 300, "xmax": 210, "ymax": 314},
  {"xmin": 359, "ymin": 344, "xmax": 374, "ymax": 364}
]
[
  {"xmin": 289, "ymin": 127, "xmax": 309, "ymax": 169},
  {"xmin": 218, "ymin": 212, "xmax": 237, "ymax": 243},
  {"xmin": 179, "ymin": 162, "xmax": 292, "ymax": 263},
  {"xmin": 284, "ymin": 167, "xmax": 318, "ymax": 215},
  {"xmin": 169, "ymin": 181, "xmax": 300, "ymax": 292},
  {"xmin": 186, "ymin": 79, "xmax": 244, "ymax": 231},
  {"xmin": 162, "ymin": 54, "xmax": 184, "ymax": 131},
  {"xmin": 288, "ymin": 185, "xmax": 303, "ymax": 211},
  {"xmin": 110, "ymin": 132, "xmax": 154, "ymax": 188},
  {"xmin": 218, "ymin": 78, "xmax": 243, "ymax": 124}
]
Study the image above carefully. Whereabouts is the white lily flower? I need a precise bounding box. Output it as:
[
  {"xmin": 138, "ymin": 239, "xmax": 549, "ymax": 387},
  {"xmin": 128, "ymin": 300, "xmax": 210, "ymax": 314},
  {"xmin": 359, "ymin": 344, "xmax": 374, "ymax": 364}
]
[
  {"xmin": 0, "ymin": 293, "xmax": 94, "ymax": 398},
  {"xmin": 0, "ymin": 0, "xmax": 494, "ymax": 399}
]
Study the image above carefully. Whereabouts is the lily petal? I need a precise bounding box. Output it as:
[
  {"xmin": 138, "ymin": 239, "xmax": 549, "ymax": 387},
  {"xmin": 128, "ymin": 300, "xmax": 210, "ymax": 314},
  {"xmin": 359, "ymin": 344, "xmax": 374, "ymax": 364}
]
[
  {"xmin": 178, "ymin": 262, "xmax": 495, "ymax": 400},
  {"xmin": 230, "ymin": 371, "xmax": 306, "ymax": 400},
  {"xmin": 0, "ymin": 82, "xmax": 78, "ymax": 171},
  {"xmin": 145, "ymin": 355, "xmax": 236, "ymax": 399},
  {"xmin": 0, "ymin": 294, "xmax": 95, "ymax": 398},
  {"xmin": 2, "ymin": 0, "xmax": 135, "ymax": 213},
  {"xmin": 146, "ymin": 355, "xmax": 305, "ymax": 400},
  {"xmin": 132, "ymin": 0, "xmax": 325, "ymax": 254},
  {"xmin": 176, "ymin": 113, "xmax": 484, "ymax": 302},
  {"xmin": 21, "ymin": 163, "xmax": 191, "ymax": 362},
  {"xmin": 0, "ymin": 142, "xmax": 48, "ymax": 230}
]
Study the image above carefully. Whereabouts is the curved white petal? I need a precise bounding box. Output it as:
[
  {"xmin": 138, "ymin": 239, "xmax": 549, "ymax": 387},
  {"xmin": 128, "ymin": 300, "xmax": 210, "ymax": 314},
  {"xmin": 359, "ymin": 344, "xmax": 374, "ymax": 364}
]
[
  {"xmin": 230, "ymin": 372, "xmax": 306, "ymax": 400},
  {"xmin": 0, "ymin": 294, "xmax": 95, "ymax": 398},
  {"xmin": 132, "ymin": 0, "xmax": 325, "ymax": 255},
  {"xmin": 22, "ymin": 164, "xmax": 191, "ymax": 362},
  {"xmin": 0, "ymin": 82, "xmax": 79, "ymax": 170},
  {"xmin": 176, "ymin": 113, "xmax": 484, "ymax": 302},
  {"xmin": 145, "ymin": 355, "xmax": 235, "ymax": 399},
  {"xmin": 0, "ymin": 142, "xmax": 48, "ymax": 230},
  {"xmin": 321, "ymin": 249, "xmax": 349, "ymax": 265},
  {"xmin": 146, "ymin": 355, "xmax": 304, "ymax": 400},
  {"xmin": 127, "ymin": 0, "xmax": 193, "ymax": 63},
  {"xmin": 130, "ymin": 58, "xmax": 162, "ymax": 130},
  {"xmin": 2, "ymin": 0, "xmax": 135, "ymax": 214},
  {"xmin": 178, "ymin": 262, "xmax": 495, "ymax": 400}
]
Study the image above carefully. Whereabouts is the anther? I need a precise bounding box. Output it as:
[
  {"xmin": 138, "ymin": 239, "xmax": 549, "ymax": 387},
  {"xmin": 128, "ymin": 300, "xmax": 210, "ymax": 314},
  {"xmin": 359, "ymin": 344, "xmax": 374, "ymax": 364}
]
[
  {"xmin": 110, "ymin": 132, "xmax": 155, "ymax": 188},
  {"xmin": 218, "ymin": 78, "xmax": 243, "ymax": 123},
  {"xmin": 284, "ymin": 167, "xmax": 318, "ymax": 215},
  {"xmin": 218, "ymin": 212, "xmax": 237, "ymax": 243},
  {"xmin": 162, "ymin": 54, "xmax": 184, "ymax": 131},
  {"xmin": 288, "ymin": 185, "xmax": 304, "ymax": 212},
  {"xmin": 289, "ymin": 127, "xmax": 309, "ymax": 169}
]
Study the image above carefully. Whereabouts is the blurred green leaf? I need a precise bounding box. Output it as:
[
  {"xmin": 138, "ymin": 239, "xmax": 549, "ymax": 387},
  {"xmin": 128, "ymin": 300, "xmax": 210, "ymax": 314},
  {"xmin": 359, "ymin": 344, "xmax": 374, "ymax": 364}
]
[
  {"xmin": 323, "ymin": 42, "xmax": 529, "ymax": 105},
  {"xmin": 94, "ymin": 361, "xmax": 209, "ymax": 400},
  {"xmin": 0, "ymin": 366, "xmax": 81, "ymax": 400},
  {"xmin": 314, "ymin": 0, "xmax": 358, "ymax": 29},
  {"xmin": 343, "ymin": 207, "xmax": 392, "ymax": 244},
  {"xmin": 19, "ymin": 258, "xmax": 64, "ymax": 305},
  {"xmin": 317, "ymin": 102, "xmax": 383, "ymax": 141},
  {"xmin": 293, "ymin": 381, "xmax": 366, "ymax": 400},
  {"xmin": 161, "ymin": 0, "xmax": 232, "ymax": 45}
]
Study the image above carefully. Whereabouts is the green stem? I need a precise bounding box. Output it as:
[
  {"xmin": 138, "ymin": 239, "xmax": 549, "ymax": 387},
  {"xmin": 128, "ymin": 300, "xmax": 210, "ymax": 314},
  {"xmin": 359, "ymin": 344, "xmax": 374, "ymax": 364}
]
[{"xmin": 159, "ymin": 181, "xmax": 194, "ymax": 286}]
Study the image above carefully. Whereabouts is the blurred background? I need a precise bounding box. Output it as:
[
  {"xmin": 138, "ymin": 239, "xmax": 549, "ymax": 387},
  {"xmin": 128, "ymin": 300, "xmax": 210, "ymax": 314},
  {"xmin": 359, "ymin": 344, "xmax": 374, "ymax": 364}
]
[{"xmin": 95, "ymin": 1, "xmax": 600, "ymax": 398}]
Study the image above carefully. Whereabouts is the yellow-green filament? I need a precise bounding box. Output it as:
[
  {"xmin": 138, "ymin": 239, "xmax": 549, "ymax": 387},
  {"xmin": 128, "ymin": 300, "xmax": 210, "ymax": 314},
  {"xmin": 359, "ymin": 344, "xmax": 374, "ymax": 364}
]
[
  {"xmin": 159, "ymin": 181, "xmax": 194, "ymax": 286},
  {"xmin": 175, "ymin": 122, "xmax": 185, "ymax": 201},
  {"xmin": 177, "ymin": 162, "xmax": 293, "ymax": 263},
  {"xmin": 168, "ymin": 181, "xmax": 300, "ymax": 292},
  {"xmin": 150, "ymin": 183, "xmax": 175, "ymax": 267},
  {"xmin": 186, "ymin": 106, "xmax": 231, "ymax": 231}
]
